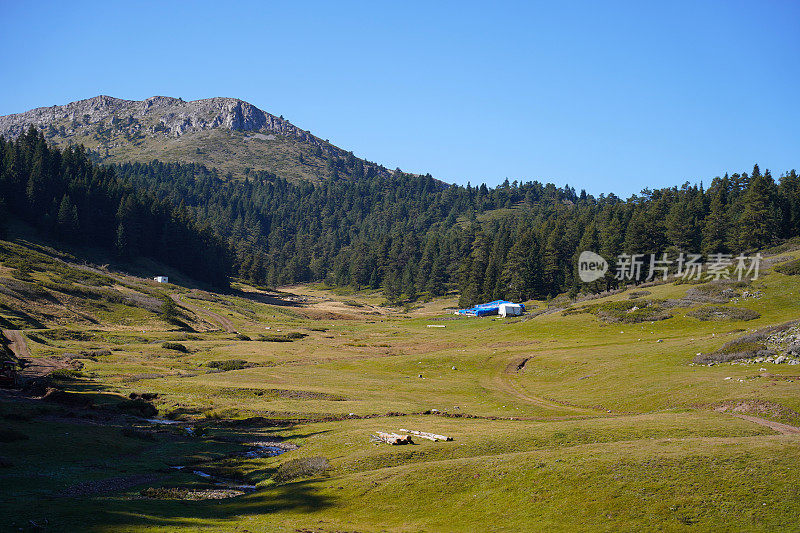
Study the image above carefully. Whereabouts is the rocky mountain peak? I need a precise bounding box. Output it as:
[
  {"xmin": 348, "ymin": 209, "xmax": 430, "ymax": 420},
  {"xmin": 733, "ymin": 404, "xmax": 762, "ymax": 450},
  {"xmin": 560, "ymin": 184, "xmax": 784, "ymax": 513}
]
[
  {"xmin": 0, "ymin": 95, "xmax": 319, "ymax": 142},
  {"xmin": 0, "ymin": 95, "xmax": 390, "ymax": 182}
]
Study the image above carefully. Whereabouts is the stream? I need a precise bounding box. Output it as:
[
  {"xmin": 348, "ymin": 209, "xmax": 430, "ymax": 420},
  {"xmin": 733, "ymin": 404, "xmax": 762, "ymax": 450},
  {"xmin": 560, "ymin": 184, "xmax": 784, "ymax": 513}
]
[{"xmin": 171, "ymin": 441, "xmax": 297, "ymax": 495}]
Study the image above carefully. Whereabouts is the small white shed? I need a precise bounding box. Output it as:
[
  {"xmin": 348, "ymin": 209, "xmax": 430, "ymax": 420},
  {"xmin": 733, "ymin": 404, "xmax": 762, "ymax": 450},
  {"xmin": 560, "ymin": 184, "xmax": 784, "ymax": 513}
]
[
  {"xmin": 154, "ymin": 276, "xmax": 169, "ymax": 283},
  {"xmin": 499, "ymin": 303, "xmax": 522, "ymax": 317}
]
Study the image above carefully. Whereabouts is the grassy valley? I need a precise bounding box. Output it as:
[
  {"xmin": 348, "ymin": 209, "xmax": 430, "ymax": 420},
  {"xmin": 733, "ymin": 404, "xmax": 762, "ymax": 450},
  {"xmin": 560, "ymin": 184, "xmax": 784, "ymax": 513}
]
[
  {"xmin": 3, "ymin": 1, "xmax": 798, "ymax": 530},
  {"xmin": 3, "ymin": 235, "xmax": 800, "ymax": 531}
]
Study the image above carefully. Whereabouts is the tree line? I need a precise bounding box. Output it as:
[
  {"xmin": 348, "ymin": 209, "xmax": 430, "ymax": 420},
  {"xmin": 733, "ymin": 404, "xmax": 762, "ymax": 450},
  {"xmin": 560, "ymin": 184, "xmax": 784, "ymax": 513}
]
[
  {"xmin": 110, "ymin": 151, "xmax": 799, "ymax": 305},
  {"xmin": 0, "ymin": 127, "xmax": 229, "ymax": 286},
  {"xmin": 2, "ymin": 128, "xmax": 798, "ymax": 305}
]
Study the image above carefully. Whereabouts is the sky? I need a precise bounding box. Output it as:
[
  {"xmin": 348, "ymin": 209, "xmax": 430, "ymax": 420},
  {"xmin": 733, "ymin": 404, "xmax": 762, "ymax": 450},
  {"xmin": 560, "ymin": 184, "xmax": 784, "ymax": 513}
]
[{"xmin": 1, "ymin": 0, "xmax": 798, "ymax": 197}]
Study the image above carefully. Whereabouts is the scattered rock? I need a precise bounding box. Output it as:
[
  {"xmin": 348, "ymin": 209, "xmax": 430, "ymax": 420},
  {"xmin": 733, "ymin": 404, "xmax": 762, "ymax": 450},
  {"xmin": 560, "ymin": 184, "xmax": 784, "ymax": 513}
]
[
  {"xmin": 81, "ymin": 349, "xmax": 111, "ymax": 358},
  {"xmin": 140, "ymin": 486, "xmax": 246, "ymax": 500}
]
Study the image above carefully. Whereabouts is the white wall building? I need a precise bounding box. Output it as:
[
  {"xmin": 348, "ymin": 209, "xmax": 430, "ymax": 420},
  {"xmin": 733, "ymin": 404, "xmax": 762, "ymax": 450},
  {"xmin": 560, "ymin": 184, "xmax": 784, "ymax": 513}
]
[
  {"xmin": 499, "ymin": 303, "xmax": 522, "ymax": 317},
  {"xmin": 154, "ymin": 276, "xmax": 169, "ymax": 283}
]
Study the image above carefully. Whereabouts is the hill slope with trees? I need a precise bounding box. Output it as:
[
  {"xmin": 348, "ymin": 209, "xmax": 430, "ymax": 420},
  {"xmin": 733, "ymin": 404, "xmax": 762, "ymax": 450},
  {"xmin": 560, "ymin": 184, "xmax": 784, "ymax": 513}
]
[
  {"xmin": 2, "ymin": 127, "xmax": 798, "ymax": 304},
  {"xmin": 0, "ymin": 128, "xmax": 229, "ymax": 286}
]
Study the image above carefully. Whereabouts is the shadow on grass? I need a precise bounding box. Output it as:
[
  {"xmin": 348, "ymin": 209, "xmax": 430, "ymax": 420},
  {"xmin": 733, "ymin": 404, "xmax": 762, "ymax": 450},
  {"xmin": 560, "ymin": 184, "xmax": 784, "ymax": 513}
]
[
  {"xmin": 282, "ymin": 429, "xmax": 332, "ymax": 441},
  {"xmin": 95, "ymin": 478, "xmax": 333, "ymax": 530},
  {"xmin": 2, "ymin": 390, "xmax": 337, "ymax": 530},
  {"xmin": 0, "ymin": 307, "xmax": 45, "ymax": 329}
]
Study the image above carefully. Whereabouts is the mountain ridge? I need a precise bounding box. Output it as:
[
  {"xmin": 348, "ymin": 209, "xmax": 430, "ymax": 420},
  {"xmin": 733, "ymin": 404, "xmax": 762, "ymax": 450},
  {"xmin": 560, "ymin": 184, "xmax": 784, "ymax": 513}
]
[
  {"xmin": 0, "ymin": 95, "xmax": 320, "ymax": 141},
  {"xmin": 0, "ymin": 95, "xmax": 390, "ymax": 181}
]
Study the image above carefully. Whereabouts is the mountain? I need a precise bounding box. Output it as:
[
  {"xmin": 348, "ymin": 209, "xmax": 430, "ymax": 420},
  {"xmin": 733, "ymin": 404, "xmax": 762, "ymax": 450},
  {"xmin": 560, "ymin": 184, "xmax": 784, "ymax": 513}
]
[{"xmin": 0, "ymin": 95, "xmax": 389, "ymax": 182}]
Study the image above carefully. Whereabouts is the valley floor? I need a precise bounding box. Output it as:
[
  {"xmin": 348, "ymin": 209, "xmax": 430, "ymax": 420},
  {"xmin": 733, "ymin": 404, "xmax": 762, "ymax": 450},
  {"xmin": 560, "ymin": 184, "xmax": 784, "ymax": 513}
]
[{"xmin": 2, "ymin": 239, "xmax": 800, "ymax": 531}]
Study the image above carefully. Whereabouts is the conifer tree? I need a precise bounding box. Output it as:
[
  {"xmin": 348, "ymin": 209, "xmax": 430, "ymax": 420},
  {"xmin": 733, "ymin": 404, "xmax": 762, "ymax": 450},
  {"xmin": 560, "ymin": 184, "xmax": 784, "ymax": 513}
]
[{"xmin": 737, "ymin": 171, "xmax": 778, "ymax": 250}]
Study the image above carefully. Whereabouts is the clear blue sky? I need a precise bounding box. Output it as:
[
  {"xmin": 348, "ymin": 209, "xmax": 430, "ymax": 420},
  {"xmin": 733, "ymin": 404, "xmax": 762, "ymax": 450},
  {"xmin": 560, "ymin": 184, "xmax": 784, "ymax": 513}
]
[{"xmin": 1, "ymin": 1, "xmax": 798, "ymax": 197}]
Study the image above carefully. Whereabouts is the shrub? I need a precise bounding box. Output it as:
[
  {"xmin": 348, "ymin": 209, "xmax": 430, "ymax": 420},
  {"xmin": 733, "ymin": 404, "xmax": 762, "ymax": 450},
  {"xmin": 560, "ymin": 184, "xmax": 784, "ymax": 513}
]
[
  {"xmin": 683, "ymin": 280, "xmax": 748, "ymax": 304},
  {"xmin": 628, "ymin": 290, "xmax": 651, "ymax": 299},
  {"xmin": 235, "ymin": 333, "xmax": 251, "ymax": 341},
  {"xmin": 258, "ymin": 334, "xmax": 294, "ymax": 342},
  {"xmin": 116, "ymin": 398, "xmax": 158, "ymax": 418},
  {"xmin": 206, "ymin": 359, "xmax": 252, "ymax": 371},
  {"xmin": 587, "ymin": 300, "xmax": 672, "ymax": 324},
  {"xmin": 686, "ymin": 306, "xmax": 761, "ymax": 322},
  {"xmin": 774, "ymin": 258, "xmax": 800, "ymax": 276},
  {"xmin": 50, "ymin": 368, "xmax": 83, "ymax": 380},
  {"xmin": 160, "ymin": 294, "xmax": 178, "ymax": 321},
  {"xmin": 161, "ymin": 342, "xmax": 188, "ymax": 352},
  {"xmin": 257, "ymin": 332, "xmax": 307, "ymax": 342},
  {"xmin": 129, "ymin": 392, "xmax": 158, "ymax": 401},
  {"xmin": 693, "ymin": 320, "xmax": 800, "ymax": 364},
  {"xmin": 273, "ymin": 456, "xmax": 330, "ymax": 483},
  {"xmin": 88, "ymin": 348, "xmax": 112, "ymax": 357}
]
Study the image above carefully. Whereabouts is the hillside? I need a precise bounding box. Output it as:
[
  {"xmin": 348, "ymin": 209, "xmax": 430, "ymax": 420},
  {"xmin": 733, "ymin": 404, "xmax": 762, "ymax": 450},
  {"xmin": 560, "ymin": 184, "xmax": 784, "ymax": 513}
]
[
  {"xmin": 0, "ymin": 95, "xmax": 390, "ymax": 181},
  {"xmin": 3, "ymin": 128, "xmax": 799, "ymax": 305},
  {"xmin": 3, "ymin": 236, "xmax": 800, "ymax": 531}
]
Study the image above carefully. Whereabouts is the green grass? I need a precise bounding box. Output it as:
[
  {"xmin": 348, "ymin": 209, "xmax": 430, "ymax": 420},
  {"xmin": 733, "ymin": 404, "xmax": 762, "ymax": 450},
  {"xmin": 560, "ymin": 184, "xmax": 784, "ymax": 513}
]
[
  {"xmin": 39, "ymin": 125, "xmax": 338, "ymax": 183},
  {"xmin": 774, "ymin": 257, "xmax": 800, "ymax": 275},
  {"xmin": 4, "ymin": 239, "xmax": 800, "ymax": 531}
]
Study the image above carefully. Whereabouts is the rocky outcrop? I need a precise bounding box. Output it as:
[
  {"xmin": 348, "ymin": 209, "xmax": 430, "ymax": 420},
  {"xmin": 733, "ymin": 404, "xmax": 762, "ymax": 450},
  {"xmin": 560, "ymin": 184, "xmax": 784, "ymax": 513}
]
[
  {"xmin": 0, "ymin": 95, "xmax": 324, "ymax": 146},
  {"xmin": 0, "ymin": 95, "xmax": 394, "ymax": 182}
]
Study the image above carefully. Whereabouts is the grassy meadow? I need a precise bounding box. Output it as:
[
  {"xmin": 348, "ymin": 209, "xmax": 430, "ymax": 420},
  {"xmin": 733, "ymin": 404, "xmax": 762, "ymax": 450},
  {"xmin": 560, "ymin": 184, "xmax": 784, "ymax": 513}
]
[{"xmin": 2, "ymin": 238, "xmax": 800, "ymax": 531}]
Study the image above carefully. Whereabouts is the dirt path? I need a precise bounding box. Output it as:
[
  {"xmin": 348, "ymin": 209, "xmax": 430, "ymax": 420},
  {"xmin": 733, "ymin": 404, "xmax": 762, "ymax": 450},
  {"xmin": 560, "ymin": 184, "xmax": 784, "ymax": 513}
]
[
  {"xmin": 171, "ymin": 294, "xmax": 237, "ymax": 333},
  {"xmin": 732, "ymin": 414, "xmax": 800, "ymax": 435},
  {"xmin": 491, "ymin": 356, "xmax": 602, "ymax": 415},
  {"xmin": 2, "ymin": 329, "xmax": 68, "ymax": 380},
  {"xmin": 3, "ymin": 329, "xmax": 31, "ymax": 359}
]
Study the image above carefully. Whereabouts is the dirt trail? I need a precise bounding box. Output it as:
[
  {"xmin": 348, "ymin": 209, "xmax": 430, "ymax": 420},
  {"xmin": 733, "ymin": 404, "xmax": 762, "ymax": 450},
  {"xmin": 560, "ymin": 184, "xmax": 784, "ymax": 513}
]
[
  {"xmin": 492, "ymin": 356, "xmax": 602, "ymax": 415},
  {"xmin": 171, "ymin": 294, "xmax": 237, "ymax": 333},
  {"xmin": 2, "ymin": 329, "xmax": 68, "ymax": 379},
  {"xmin": 3, "ymin": 329, "xmax": 31, "ymax": 359},
  {"xmin": 732, "ymin": 414, "xmax": 800, "ymax": 435}
]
